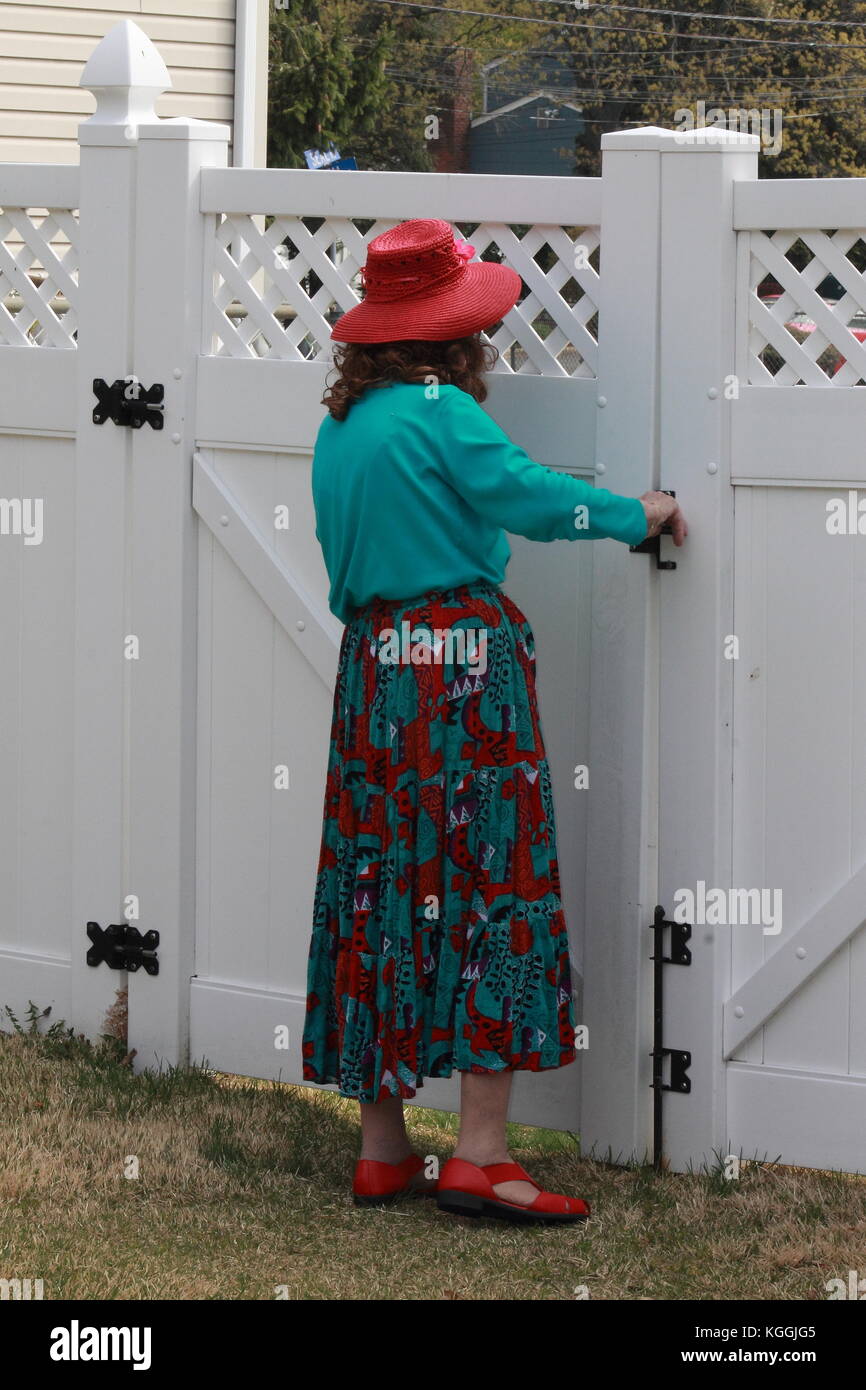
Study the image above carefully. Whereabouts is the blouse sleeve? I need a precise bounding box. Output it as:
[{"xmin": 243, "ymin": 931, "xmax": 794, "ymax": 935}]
[{"xmin": 437, "ymin": 387, "xmax": 648, "ymax": 547}]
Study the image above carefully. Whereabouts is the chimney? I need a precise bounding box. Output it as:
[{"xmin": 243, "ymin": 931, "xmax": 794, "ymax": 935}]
[{"xmin": 434, "ymin": 48, "xmax": 473, "ymax": 173}]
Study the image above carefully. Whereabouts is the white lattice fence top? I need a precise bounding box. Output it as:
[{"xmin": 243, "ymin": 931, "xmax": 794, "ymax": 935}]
[
  {"xmin": 746, "ymin": 227, "xmax": 866, "ymax": 386},
  {"xmin": 0, "ymin": 206, "xmax": 79, "ymax": 348},
  {"xmin": 207, "ymin": 213, "xmax": 600, "ymax": 377}
]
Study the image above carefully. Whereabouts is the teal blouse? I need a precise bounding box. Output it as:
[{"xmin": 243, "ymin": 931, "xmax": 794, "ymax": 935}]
[{"xmin": 312, "ymin": 381, "xmax": 648, "ymax": 624}]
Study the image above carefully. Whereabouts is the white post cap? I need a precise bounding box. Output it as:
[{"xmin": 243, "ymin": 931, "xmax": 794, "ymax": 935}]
[{"xmin": 79, "ymin": 20, "xmax": 171, "ymax": 140}]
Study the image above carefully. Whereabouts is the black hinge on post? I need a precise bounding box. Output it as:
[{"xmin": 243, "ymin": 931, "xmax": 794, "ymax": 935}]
[
  {"xmin": 629, "ymin": 489, "xmax": 678, "ymax": 569},
  {"xmin": 92, "ymin": 377, "xmax": 164, "ymax": 430},
  {"xmin": 86, "ymin": 921, "xmax": 160, "ymax": 975},
  {"xmin": 650, "ymin": 903, "xmax": 691, "ymax": 1169}
]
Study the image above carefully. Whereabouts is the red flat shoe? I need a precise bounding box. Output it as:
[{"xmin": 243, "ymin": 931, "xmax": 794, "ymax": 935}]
[
  {"xmin": 436, "ymin": 1157, "xmax": 590, "ymax": 1226},
  {"xmin": 352, "ymin": 1152, "xmax": 436, "ymax": 1207}
]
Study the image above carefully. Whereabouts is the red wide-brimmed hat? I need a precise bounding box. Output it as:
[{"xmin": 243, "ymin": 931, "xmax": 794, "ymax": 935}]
[{"xmin": 330, "ymin": 218, "xmax": 522, "ymax": 343}]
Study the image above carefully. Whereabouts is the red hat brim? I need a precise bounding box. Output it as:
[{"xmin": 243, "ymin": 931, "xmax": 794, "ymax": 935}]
[{"xmin": 330, "ymin": 260, "xmax": 522, "ymax": 343}]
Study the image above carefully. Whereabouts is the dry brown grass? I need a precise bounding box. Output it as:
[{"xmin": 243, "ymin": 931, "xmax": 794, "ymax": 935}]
[{"xmin": 1, "ymin": 1020, "xmax": 865, "ymax": 1300}]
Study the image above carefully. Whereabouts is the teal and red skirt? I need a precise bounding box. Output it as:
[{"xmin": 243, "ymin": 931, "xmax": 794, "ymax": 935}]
[{"xmin": 302, "ymin": 581, "xmax": 576, "ymax": 1102}]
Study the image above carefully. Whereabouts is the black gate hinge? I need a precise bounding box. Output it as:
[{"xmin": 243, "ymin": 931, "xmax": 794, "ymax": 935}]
[
  {"xmin": 650, "ymin": 903, "xmax": 691, "ymax": 1168},
  {"xmin": 92, "ymin": 377, "xmax": 164, "ymax": 430},
  {"xmin": 630, "ymin": 489, "xmax": 677, "ymax": 569},
  {"xmin": 651, "ymin": 903, "xmax": 692, "ymax": 968},
  {"xmin": 86, "ymin": 921, "xmax": 160, "ymax": 975}
]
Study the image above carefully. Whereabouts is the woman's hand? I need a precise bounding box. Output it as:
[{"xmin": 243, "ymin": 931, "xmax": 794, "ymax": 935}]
[{"xmin": 640, "ymin": 491, "xmax": 688, "ymax": 546}]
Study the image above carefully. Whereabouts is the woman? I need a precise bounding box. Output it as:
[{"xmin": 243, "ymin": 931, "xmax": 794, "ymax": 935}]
[{"xmin": 302, "ymin": 218, "xmax": 687, "ymax": 1225}]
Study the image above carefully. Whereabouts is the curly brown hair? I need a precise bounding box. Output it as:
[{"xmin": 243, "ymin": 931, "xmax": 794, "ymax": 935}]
[{"xmin": 322, "ymin": 334, "xmax": 499, "ymax": 421}]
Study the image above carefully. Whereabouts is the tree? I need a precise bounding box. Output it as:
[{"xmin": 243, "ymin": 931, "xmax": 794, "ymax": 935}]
[
  {"xmin": 267, "ymin": 1, "xmax": 392, "ymax": 167},
  {"xmin": 267, "ymin": 0, "xmax": 441, "ymax": 171},
  {"xmin": 482, "ymin": 0, "xmax": 866, "ymax": 178},
  {"xmin": 268, "ymin": 0, "xmax": 866, "ymax": 177}
]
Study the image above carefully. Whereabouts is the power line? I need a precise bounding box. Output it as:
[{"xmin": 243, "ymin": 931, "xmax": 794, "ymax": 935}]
[
  {"xmin": 383, "ymin": 63, "xmax": 866, "ymax": 93},
  {"xmin": 338, "ymin": 28, "xmax": 866, "ymax": 109},
  {"xmin": 461, "ymin": 108, "xmax": 833, "ymax": 124},
  {"xmin": 346, "ymin": 27, "xmax": 866, "ymax": 66},
  {"xmin": 363, "ymin": 0, "xmax": 866, "ymax": 49},
  {"xmin": 381, "ymin": 77, "xmax": 866, "ymax": 115},
  {"xmin": 531, "ymin": 1, "xmax": 866, "ymax": 28},
  {"xmin": 347, "ymin": 33, "xmax": 827, "ymax": 58},
  {"xmin": 366, "ymin": 36, "xmax": 866, "ymax": 67},
  {"xmin": 381, "ymin": 65, "xmax": 866, "ymax": 101}
]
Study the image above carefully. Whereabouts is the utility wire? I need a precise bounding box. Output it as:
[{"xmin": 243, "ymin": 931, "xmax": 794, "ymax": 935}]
[
  {"xmin": 382, "ymin": 64, "xmax": 866, "ymax": 93},
  {"xmin": 529, "ymin": 1, "xmax": 866, "ymax": 28},
  {"xmin": 362, "ymin": 0, "xmax": 866, "ymax": 48},
  {"xmin": 381, "ymin": 66, "xmax": 866, "ymax": 101}
]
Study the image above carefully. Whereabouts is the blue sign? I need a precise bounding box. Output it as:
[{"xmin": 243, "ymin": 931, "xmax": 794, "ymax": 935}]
[
  {"xmin": 303, "ymin": 145, "xmax": 341, "ymax": 170},
  {"xmin": 303, "ymin": 146, "xmax": 357, "ymax": 171}
]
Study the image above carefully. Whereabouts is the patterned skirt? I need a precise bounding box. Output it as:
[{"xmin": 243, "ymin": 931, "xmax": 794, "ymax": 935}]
[{"xmin": 301, "ymin": 581, "xmax": 576, "ymax": 1103}]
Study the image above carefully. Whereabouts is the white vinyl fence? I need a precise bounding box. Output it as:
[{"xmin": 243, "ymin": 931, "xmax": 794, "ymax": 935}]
[{"xmin": 3, "ymin": 21, "xmax": 866, "ymax": 1172}]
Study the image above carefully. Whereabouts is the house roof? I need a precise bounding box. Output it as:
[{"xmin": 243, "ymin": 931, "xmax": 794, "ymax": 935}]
[{"xmin": 472, "ymin": 90, "xmax": 583, "ymax": 128}]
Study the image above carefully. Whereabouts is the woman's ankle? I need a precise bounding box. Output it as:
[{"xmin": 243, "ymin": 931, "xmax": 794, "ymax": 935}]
[
  {"xmin": 359, "ymin": 1147, "xmax": 414, "ymax": 1164},
  {"xmin": 452, "ymin": 1144, "xmax": 511, "ymax": 1167},
  {"xmin": 358, "ymin": 1093, "xmax": 410, "ymax": 1164}
]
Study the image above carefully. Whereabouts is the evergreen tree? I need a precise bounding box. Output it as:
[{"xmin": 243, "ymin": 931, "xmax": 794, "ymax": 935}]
[{"xmin": 268, "ymin": 0, "xmax": 441, "ymax": 171}]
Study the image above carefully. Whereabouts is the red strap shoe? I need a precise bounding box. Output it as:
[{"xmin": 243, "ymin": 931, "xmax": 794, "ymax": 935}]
[
  {"xmin": 436, "ymin": 1157, "xmax": 590, "ymax": 1225},
  {"xmin": 352, "ymin": 1152, "xmax": 436, "ymax": 1207}
]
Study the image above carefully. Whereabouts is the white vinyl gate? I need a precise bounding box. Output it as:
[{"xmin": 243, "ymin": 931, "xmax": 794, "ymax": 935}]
[
  {"xmin": 656, "ymin": 165, "xmax": 866, "ymax": 1174},
  {"xmin": 3, "ymin": 22, "xmax": 866, "ymax": 1170}
]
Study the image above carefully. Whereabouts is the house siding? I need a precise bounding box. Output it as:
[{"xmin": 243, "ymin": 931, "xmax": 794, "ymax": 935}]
[
  {"xmin": 470, "ymin": 101, "xmax": 584, "ymax": 177},
  {"xmin": 0, "ymin": 0, "xmax": 269, "ymax": 165}
]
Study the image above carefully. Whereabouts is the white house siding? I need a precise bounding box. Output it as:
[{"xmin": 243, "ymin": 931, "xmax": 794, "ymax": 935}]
[{"xmin": 0, "ymin": 0, "xmax": 269, "ymax": 165}]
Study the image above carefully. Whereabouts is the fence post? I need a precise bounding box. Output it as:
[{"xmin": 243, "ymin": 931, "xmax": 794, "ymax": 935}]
[
  {"xmin": 124, "ymin": 48, "xmax": 230, "ymax": 1070},
  {"xmin": 70, "ymin": 23, "xmax": 172, "ymax": 1042},
  {"xmin": 652, "ymin": 126, "xmax": 758, "ymax": 1170},
  {"xmin": 581, "ymin": 127, "xmax": 665, "ymax": 1162},
  {"xmin": 582, "ymin": 125, "xmax": 759, "ymax": 1167}
]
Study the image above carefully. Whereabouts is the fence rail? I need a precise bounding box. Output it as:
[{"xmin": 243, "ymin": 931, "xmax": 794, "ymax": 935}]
[{"xmin": 199, "ymin": 166, "xmax": 604, "ymax": 222}]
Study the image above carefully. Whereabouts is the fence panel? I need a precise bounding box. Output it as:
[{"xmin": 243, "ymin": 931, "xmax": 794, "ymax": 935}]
[
  {"xmin": 188, "ymin": 163, "xmax": 608, "ymax": 1130},
  {"xmin": 0, "ymin": 168, "xmax": 80, "ymax": 1028},
  {"xmin": 722, "ymin": 179, "xmax": 866, "ymax": 1172}
]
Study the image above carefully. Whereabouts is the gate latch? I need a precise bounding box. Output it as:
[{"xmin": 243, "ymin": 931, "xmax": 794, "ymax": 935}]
[
  {"xmin": 86, "ymin": 921, "xmax": 160, "ymax": 975},
  {"xmin": 92, "ymin": 377, "xmax": 164, "ymax": 430},
  {"xmin": 630, "ymin": 489, "xmax": 677, "ymax": 570}
]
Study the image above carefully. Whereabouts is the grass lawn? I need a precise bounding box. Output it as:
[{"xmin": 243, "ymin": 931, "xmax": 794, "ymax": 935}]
[{"xmin": 1, "ymin": 1016, "xmax": 864, "ymax": 1301}]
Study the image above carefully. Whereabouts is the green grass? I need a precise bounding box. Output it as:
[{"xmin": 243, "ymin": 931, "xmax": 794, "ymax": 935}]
[{"xmin": 2, "ymin": 1011, "xmax": 865, "ymax": 1300}]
